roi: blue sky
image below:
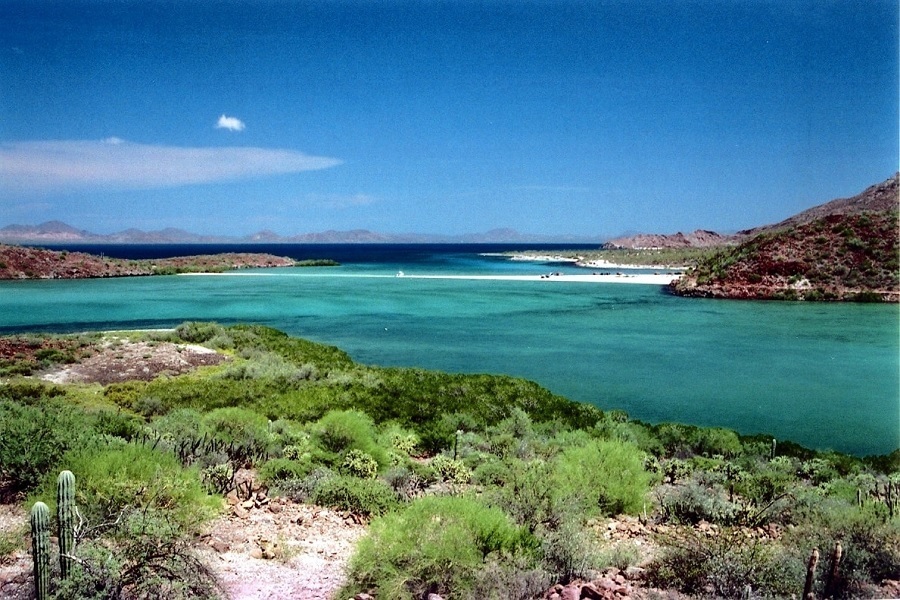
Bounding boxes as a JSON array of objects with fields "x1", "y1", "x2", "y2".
[{"x1": 1, "y1": 0, "x2": 897, "y2": 238}]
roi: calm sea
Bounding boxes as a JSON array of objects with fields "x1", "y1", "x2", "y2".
[{"x1": 1, "y1": 243, "x2": 897, "y2": 456}]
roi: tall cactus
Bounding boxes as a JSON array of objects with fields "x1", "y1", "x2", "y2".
[
  {"x1": 30, "y1": 502, "x2": 51, "y2": 600},
  {"x1": 57, "y1": 470, "x2": 76, "y2": 579}
]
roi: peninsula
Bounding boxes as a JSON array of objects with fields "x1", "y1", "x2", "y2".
[{"x1": 0, "y1": 245, "x2": 297, "y2": 280}]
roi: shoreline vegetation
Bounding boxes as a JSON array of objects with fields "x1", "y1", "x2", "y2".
[{"x1": 1, "y1": 323, "x2": 898, "y2": 599}]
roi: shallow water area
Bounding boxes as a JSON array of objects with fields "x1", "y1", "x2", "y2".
[{"x1": 1, "y1": 243, "x2": 897, "y2": 456}]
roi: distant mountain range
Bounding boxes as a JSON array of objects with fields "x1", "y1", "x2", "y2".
[
  {"x1": 0, "y1": 223, "x2": 603, "y2": 245},
  {"x1": 3, "y1": 174, "x2": 897, "y2": 249}
]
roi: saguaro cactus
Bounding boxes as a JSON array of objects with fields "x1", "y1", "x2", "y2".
[
  {"x1": 803, "y1": 547, "x2": 819, "y2": 600},
  {"x1": 57, "y1": 470, "x2": 76, "y2": 579},
  {"x1": 30, "y1": 502, "x2": 51, "y2": 600}
]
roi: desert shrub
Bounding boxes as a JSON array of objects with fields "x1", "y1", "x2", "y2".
[
  {"x1": 175, "y1": 321, "x2": 224, "y2": 344},
  {"x1": 783, "y1": 502, "x2": 900, "y2": 596},
  {"x1": 268, "y1": 418, "x2": 309, "y2": 448},
  {"x1": 52, "y1": 507, "x2": 222, "y2": 600},
  {"x1": 647, "y1": 528, "x2": 803, "y2": 598},
  {"x1": 382, "y1": 465, "x2": 427, "y2": 500},
  {"x1": 694, "y1": 427, "x2": 743, "y2": 458},
  {"x1": 552, "y1": 439, "x2": 651, "y2": 517},
  {"x1": 32, "y1": 441, "x2": 219, "y2": 534},
  {"x1": 341, "y1": 449, "x2": 379, "y2": 479},
  {"x1": 202, "y1": 406, "x2": 271, "y2": 448},
  {"x1": 273, "y1": 466, "x2": 336, "y2": 502},
  {"x1": 151, "y1": 408, "x2": 209, "y2": 441},
  {"x1": 735, "y1": 457, "x2": 798, "y2": 505},
  {"x1": 480, "y1": 458, "x2": 560, "y2": 533},
  {"x1": 540, "y1": 515, "x2": 603, "y2": 583},
  {"x1": 93, "y1": 409, "x2": 144, "y2": 441},
  {"x1": 314, "y1": 409, "x2": 388, "y2": 467},
  {"x1": 0, "y1": 399, "x2": 90, "y2": 495},
  {"x1": 378, "y1": 422, "x2": 420, "y2": 456},
  {"x1": 258, "y1": 457, "x2": 314, "y2": 485},
  {"x1": 430, "y1": 454, "x2": 472, "y2": 485},
  {"x1": 342, "y1": 496, "x2": 539, "y2": 600},
  {"x1": 311, "y1": 475, "x2": 398, "y2": 517},
  {"x1": 656, "y1": 481, "x2": 733, "y2": 525}
]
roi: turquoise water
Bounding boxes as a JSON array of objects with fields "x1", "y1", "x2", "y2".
[{"x1": 0, "y1": 253, "x2": 897, "y2": 456}]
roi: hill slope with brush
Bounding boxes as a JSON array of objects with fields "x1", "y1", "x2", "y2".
[{"x1": 672, "y1": 175, "x2": 899, "y2": 301}]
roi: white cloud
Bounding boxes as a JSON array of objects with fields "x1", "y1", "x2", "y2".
[
  {"x1": 216, "y1": 114, "x2": 245, "y2": 131},
  {"x1": 0, "y1": 138, "x2": 342, "y2": 194}
]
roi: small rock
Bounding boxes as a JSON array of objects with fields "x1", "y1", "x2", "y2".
[
  {"x1": 354, "y1": 594, "x2": 375, "y2": 600},
  {"x1": 240, "y1": 500, "x2": 255, "y2": 510},
  {"x1": 623, "y1": 566, "x2": 645, "y2": 581},
  {"x1": 426, "y1": 594, "x2": 445, "y2": 600},
  {"x1": 579, "y1": 583, "x2": 605, "y2": 599},
  {"x1": 233, "y1": 505, "x2": 249, "y2": 519},
  {"x1": 268, "y1": 502, "x2": 283, "y2": 514},
  {"x1": 248, "y1": 548, "x2": 263, "y2": 559},
  {"x1": 209, "y1": 539, "x2": 230, "y2": 553}
]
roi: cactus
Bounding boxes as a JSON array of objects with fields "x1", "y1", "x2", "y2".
[
  {"x1": 770, "y1": 438, "x2": 777, "y2": 460},
  {"x1": 803, "y1": 547, "x2": 819, "y2": 600},
  {"x1": 824, "y1": 541, "x2": 842, "y2": 599},
  {"x1": 57, "y1": 470, "x2": 76, "y2": 579},
  {"x1": 30, "y1": 502, "x2": 51, "y2": 600}
]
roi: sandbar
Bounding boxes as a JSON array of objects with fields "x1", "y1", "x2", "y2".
[
  {"x1": 395, "y1": 273, "x2": 679, "y2": 285},
  {"x1": 182, "y1": 272, "x2": 680, "y2": 285}
]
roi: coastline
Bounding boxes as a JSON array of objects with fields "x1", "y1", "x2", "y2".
[{"x1": 500, "y1": 253, "x2": 688, "y2": 271}]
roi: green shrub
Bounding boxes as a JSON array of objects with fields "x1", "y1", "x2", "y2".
[
  {"x1": 342, "y1": 496, "x2": 539, "y2": 599},
  {"x1": 0, "y1": 399, "x2": 89, "y2": 494},
  {"x1": 430, "y1": 454, "x2": 472, "y2": 485},
  {"x1": 552, "y1": 439, "x2": 651, "y2": 517},
  {"x1": 202, "y1": 407, "x2": 271, "y2": 447},
  {"x1": 311, "y1": 475, "x2": 398, "y2": 517},
  {"x1": 151, "y1": 408, "x2": 209, "y2": 441},
  {"x1": 258, "y1": 457, "x2": 314, "y2": 484},
  {"x1": 93, "y1": 409, "x2": 144, "y2": 441},
  {"x1": 314, "y1": 409, "x2": 388, "y2": 467},
  {"x1": 32, "y1": 441, "x2": 220, "y2": 534},
  {"x1": 341, "y1": 449, "x2": 379, "y2": 479},
  {"x1": 175, "y1": 321, "x2": 225, "y2": 344},
  {"x1": 480, "y1": 458, "x2": 559, "y2": 533}
]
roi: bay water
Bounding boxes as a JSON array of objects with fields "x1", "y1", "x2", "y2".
[{"x1": 1, "y1": 244, "x2": 896, "y2": 456}]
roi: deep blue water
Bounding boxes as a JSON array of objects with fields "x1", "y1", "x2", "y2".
[{"x1": 2, "y1": 244, "x2": 898, "y2": 456}]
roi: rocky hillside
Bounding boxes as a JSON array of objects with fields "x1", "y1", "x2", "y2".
[
  {"x1": 0, "y1": 245, "x2": 295, "y2": 279},
  {"x1": 671, "y1": 193, "x2": 899, "y2": 301},
  {"x1": 605, "y1": 229, "x2": 734, "y2": 250},
  {"x1": 740, "y1": 173, "x2": 899, "y2": 237}
]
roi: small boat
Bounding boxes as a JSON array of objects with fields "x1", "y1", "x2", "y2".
[{"x1": 396, "y1": 271, "x2": 404, "y2": 277}]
